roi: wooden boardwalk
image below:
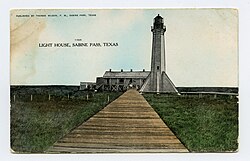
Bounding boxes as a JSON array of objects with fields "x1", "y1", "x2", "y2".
[{"x1": 47, "y1": 89, "x2": 188, "y2": 153}]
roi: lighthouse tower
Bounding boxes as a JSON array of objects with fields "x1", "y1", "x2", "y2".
[{"x1": 140, "y1": 14, "x2": 178, "y2": 93}]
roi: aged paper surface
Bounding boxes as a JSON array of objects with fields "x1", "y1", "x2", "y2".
[{"x1": 10, "y1": 9, "x2": 238, "y2": 154}]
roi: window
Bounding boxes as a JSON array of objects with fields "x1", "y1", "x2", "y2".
[
  {"x1": 157, "y1": 66, "x2": 160, "y2": 70},
  {"x1": 119, "y1": 78, "x2": 124, "y2": 83}
]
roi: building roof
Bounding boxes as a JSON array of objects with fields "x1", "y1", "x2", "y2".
[
  {"x1": 80, "y1": 82, "x2": 95, "y2": 85},
  {"x1": 103, "y1": 71, "x2": 150, "y2": 79}
]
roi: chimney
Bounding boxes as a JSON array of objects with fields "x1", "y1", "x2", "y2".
[
  {"x1": 121, "y1": 69, "x2": 123, "y2": 72},
  {"x1": 143, "y1": 69, "x2": 145, "y2": 72},
  {"x1": 109, "y1": 69, "x2": 112, "y2": 72},
  {"x1": 130, "y1": 69, "x2": 133, "y2": 72}
]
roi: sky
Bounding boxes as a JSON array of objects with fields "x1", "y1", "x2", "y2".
[{"x1": 10, "y1": 9, "x2": 238, "y2": 87}]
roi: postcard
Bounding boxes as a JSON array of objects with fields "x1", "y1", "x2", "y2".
[{"x1": 10, "y1": 9, "x2": 238, "y2": 153}]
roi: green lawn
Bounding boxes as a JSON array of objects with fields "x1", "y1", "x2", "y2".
[
  {"x1": 10, "y1": 92, "x2": 121, "y2": 153},
  {"x1": 143, "y1": 94, "x2": 238, "y2": 152}
]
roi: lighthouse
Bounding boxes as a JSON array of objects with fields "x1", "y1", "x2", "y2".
[{"x1": 140, "y1": 14, "x2": 178, "y2": 93}]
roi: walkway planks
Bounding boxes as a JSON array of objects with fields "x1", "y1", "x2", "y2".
[{"x1": 47, "y1": 89, "x2": 188, "y2": 153}]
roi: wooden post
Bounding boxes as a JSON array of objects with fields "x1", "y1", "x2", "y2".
[
  {"x1": 13, "y1": 95, "x2": 16, "y2": 102},
  {"x1": 31, "y1": 94, "x2": 33, "y2": 101},
  {"x1": 214, "y1": 94, "x2": 217, "y2": 99},
  {"x1": 107, "y1": 95, "x2": 110, "y2": 102},
  {"x1": 68, "y1": 94, "x2": 70, "y2": 100},
  {"x1": 116, "y1": 78, "x2": 119, "y2": 91},
  {"x1": 49, "y1": 94, "x2": 51, "y2": 101},
  {"x1": 230, "y1": 95, "x2": 233, "y2": 99},
  {"x1": 109, "y1": 79, "x2": 111, "y2": 91},
  {"x1": 199, "y1": 93, "x2": 202, "y2": 98},
  {"x1": 87, "y1": 94, "x2": 89, "y2": 101}
]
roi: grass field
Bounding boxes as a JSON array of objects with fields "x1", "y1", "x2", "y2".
[
  {"x1": 10, "y1": 91, "x2": 121, "y2": 153},
  {"x1": 144, "y1": 94, "x2": 238, "y2": 152}
]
